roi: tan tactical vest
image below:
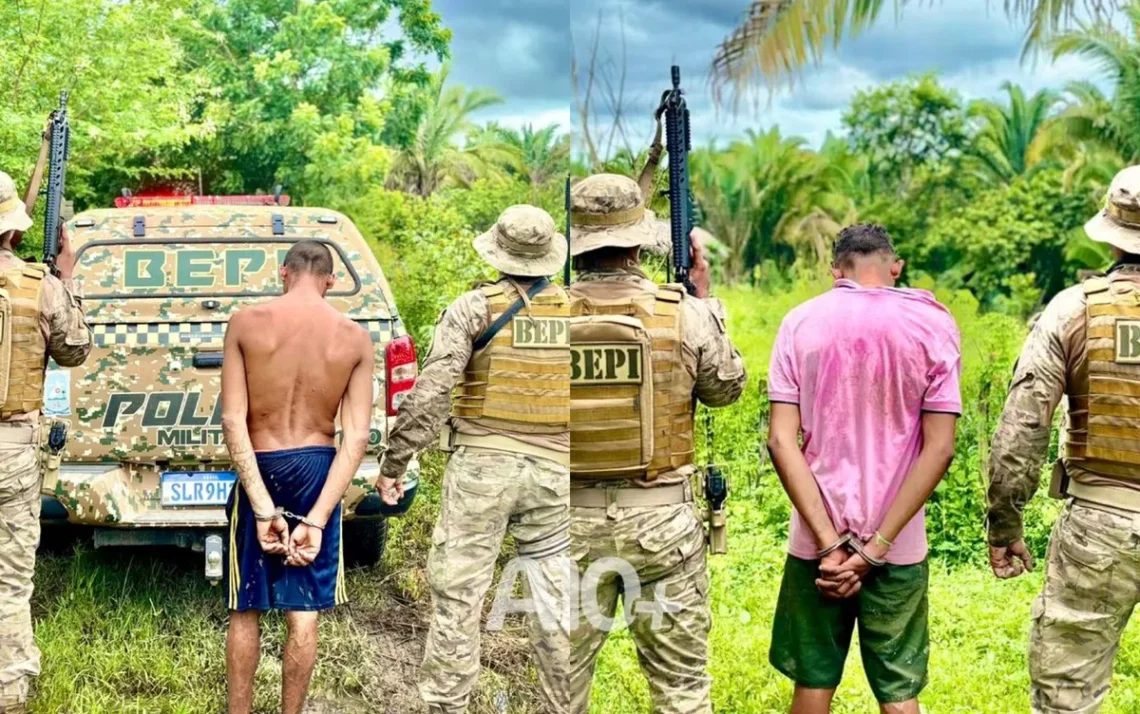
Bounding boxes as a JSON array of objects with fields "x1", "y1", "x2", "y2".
[
  {"x1": 1068, "y1": 275, "x2": 1140, "y2": 479},
  {"x1": 451, "y1": 281, "x2": 571, "y2": 432},
  {"x1": 569, "y1": 281, "x2": 693, "y2": 480},
  {"x1": 0, "y1": 263, "x2": 48, "y2": 418}
]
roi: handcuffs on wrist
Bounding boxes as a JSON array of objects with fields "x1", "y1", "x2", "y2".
[
  {"x1": 252, "y1": 507, "x2": 325, "y2": 531},
  {"x1": 816, "y1": 533, "x2": 851, "y2": 558},
  {"x1": 817, "y1": 531, "x2": 890, "y2": 568}
]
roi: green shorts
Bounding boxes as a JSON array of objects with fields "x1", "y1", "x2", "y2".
[{"x1": 769, "y1": 554, "x2": 930, "y2": 703}]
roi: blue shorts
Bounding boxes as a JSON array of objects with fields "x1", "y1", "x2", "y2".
[{"x1": 225, "y1": 446, "x2": 346, "y2": 612}]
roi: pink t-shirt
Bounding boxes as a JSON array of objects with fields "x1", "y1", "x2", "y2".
[{"x1": 768, "y1": 279, "x2": 962, "y2": 565}]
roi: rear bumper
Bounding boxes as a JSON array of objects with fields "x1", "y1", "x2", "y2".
[{"x1": 42, "y1": 456, "x2": 420, "y2": 527}]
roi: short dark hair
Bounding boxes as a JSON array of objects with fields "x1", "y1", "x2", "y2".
[
  {"x1": 283, "y1": 240, "x2": 334, "y2": 277},
  {"x1": 833, "y1": 223, "x2": 895, "y2": 268}
]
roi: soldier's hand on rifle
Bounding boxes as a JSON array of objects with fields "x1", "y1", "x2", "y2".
[
  {"x1": 55, "y1": 226, "x2": 76, "y2": 279},
  {"x1": 689, "y1": 228, "x2": 712, "y2": 298},
  {"x1": 989, "y1": 539, "x2": 1034, "y2": 579}
]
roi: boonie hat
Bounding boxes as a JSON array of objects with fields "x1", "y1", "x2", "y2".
[
  {"x1": 0, "y1": 172, "x2": 32, "y2": 236},
  {"x1": 1085, "y1": 165, "x2": 1140, "y2": 255},
  {"x1": 473, "y1": 204, "x2": 567, "y2": 278},
  {"x1": 569, "y1": 174, "x2": 668, "y2": 257}
]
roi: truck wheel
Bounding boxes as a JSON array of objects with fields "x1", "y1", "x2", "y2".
[{"x1": 343, "y1": 519, "x2": 389, "y2": 569}]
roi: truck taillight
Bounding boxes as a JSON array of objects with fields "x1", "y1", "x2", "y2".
[{"x1": 385, "y1": 335, "x2": 418, "y2": 416}]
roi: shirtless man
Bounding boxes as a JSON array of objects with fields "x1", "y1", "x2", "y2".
[{"x1": 220, "y1": 239, "x2": 375, "y2": 714}]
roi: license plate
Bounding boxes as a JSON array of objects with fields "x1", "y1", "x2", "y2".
[{"x1": 161, "y1": 471, "x2": 237, "y2": 507}]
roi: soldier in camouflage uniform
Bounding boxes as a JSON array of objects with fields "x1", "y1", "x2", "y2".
[
  {"x1": 379, "y1": 205, "x2": 570, "y2": 714},
  {"x1": 988, "y1": 165, "x2": 1140, "y2": 713},
  {"x1": 0, "y1": 171, "x2": 91, "y2": 713},
  {"x1": 567, "y1": 174, "x2": 746, "y2": 714}
]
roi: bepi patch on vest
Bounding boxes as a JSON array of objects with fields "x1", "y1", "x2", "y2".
[
  {"x1": 571, "y1": 344, "x2": 643, "y2": 384},
  {"x1": 512, "y1": 317, "x2": 569, "y2": 348},
  {"x1": 1117, "y1": 318, "x2": 1140, "y2": 363}
]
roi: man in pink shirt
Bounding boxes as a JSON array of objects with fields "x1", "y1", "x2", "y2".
[{"x1": 766, "y1": 224, "x2": 961, "y2": 714}]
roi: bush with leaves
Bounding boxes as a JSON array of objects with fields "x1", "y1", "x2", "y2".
[{"x1": 921, "y1": 168, "x2": 1095, "y2": 313}]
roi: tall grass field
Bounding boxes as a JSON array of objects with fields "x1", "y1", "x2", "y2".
[
  {"x1": 28, "y1": 277, "x2": 1140, "y2": 713},
  {"x1": 588, "y1": 279, "x2": 1140, "y2": 713}
]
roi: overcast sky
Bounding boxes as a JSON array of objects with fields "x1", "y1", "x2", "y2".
[{"x1": 429, "y1": 0, "x2": 1109, "y2": 154}]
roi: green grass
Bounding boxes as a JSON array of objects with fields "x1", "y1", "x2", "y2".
[
  {"x1": 29, "y1": 451, "x2": 543, "y2": 714},
  {"x1": 589, "y1": 496, "x2": 1140, "y2": 713},
  {"x1": 587, "y1": 283, "x2": 1140, "y2": 712},
  {"x1": 29, "y1": 280, "x2": 1140, "y2": 713}
]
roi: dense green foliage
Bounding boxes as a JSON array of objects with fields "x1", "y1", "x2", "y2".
[
  {"x1": 11, "y1": 2, "x2": 1140, "y2": 712},
  {"x1": 692, "y1": 6, "x2": 1140, "y2": 315}
]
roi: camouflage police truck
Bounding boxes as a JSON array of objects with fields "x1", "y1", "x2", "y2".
[{"x1": 39, "y1": 194, "x2": 419, "y2": 581}]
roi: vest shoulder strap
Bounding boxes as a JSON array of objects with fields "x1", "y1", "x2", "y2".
[
  {"x1": 473, "y1": 278, "x2": 551, "y2": 351},
  {"x1": 21, "y1": 264, "x2": 48, "y2": 280},
  {"x1": 1083, "y1": 276, "x2": 1111, "y2": 295},
  {"x1": 656, "y1": 284, "x2": 685, "y2": 302}
]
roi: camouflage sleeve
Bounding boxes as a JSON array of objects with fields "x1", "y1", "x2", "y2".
[
  {"x1": 986, "y1": 292, "x2": 1074, "y2": 546},
  {"x1": 379, "y1": 291, "x2": 488, "y2": 479},
  {"x1": 684, "y1": 296, "x2": 747, "y2": 408},
  {"x1": 42, "y1": 276, "x2": 92, "y2": 368}
]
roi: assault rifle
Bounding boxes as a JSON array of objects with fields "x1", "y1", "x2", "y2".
[
  {"x1": 41, "y1": 92, "x2": 71, "y2": 277},
  {"x1": 656, "y1": 66, "x2": 727, "y2": 554},
  {"x1": 659, "y1": 65, "x2": 696, "y2": 295}
]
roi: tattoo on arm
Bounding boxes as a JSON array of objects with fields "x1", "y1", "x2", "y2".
[{"x1": 222, "y1": 420, "x2": 274, "y2": 513}]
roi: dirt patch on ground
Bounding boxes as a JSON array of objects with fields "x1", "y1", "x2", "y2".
[{"x1": 343, "y1": 593, "x2": 542, "y2": 714}]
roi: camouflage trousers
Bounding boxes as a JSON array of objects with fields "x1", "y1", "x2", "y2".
[
  {"x1": 0, "y1": 443, "x2": 42, "y2": 712},
  {"x1": 1029, "y1": 499, "x2": 1140, "y2": 714},
  {"x1": 569, "y1": 497, "x2": 710, "y2": 714},
  {"x1": 421, "y1": 446, "x2": 571, "y2": 714}
]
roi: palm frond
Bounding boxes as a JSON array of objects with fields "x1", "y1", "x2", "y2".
[
  {"x1": 710, "y1": 0, "x2": 1109, "y2": 108},
  {"x1": 710, "y1": 0, "x2": 895, "y2": 110}
]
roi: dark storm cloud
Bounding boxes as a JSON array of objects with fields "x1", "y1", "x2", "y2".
[
  {"x1": 569, "y1": 0, "x2": 1103, "y2": 148},
  {"x1": 425, "y1": 0, "x2": 1102, "y2": 146},
  {"x1": 430, "y1": 0, "x2": 570, "y2": 126}
]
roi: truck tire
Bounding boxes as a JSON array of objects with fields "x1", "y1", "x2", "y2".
[{"x1": 343, "y1": 518, "x2": 389, "y2": 569}]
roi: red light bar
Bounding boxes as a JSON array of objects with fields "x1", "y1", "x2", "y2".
[
  {"x1": 114, "y1": 196, "x2": 191, "y2": 208},
  {"x1": 192, "y1": 195, "x2": 291, "y2": 206},
  {"x1": 113, "y1": 195, "x2": 291, "y2": 208}
]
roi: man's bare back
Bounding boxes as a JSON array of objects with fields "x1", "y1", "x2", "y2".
[
  {"x1": 221, "y1": 241, "x2": 377, "y2": 714},
  {"x1": 229, "y1": 293, "x2": 368, "y2": 451}
]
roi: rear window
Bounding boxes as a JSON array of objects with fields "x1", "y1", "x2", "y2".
[{"x1": 75, "y1": 238, "x2": 361, "y2": 299}]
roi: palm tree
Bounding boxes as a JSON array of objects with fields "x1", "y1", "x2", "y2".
[
  {"x1": 710, "y1": 1, "x2": 1120, "y2": 105},
  {"x1": 483, "y1": 123, "x2": 570, "y2": 187},
  {"x1": 968, "y1": 82, "x2": 1062, "y2": 185},
  {"x1": 1050, "y1": 5, "x2": 1140, "y2": 164},
  {"x1": 387, "y1": 64, "x2": 519, "y2": 197},
  {"x1": 691, "y1": 128, "x2": 855, "y2": 280}
]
